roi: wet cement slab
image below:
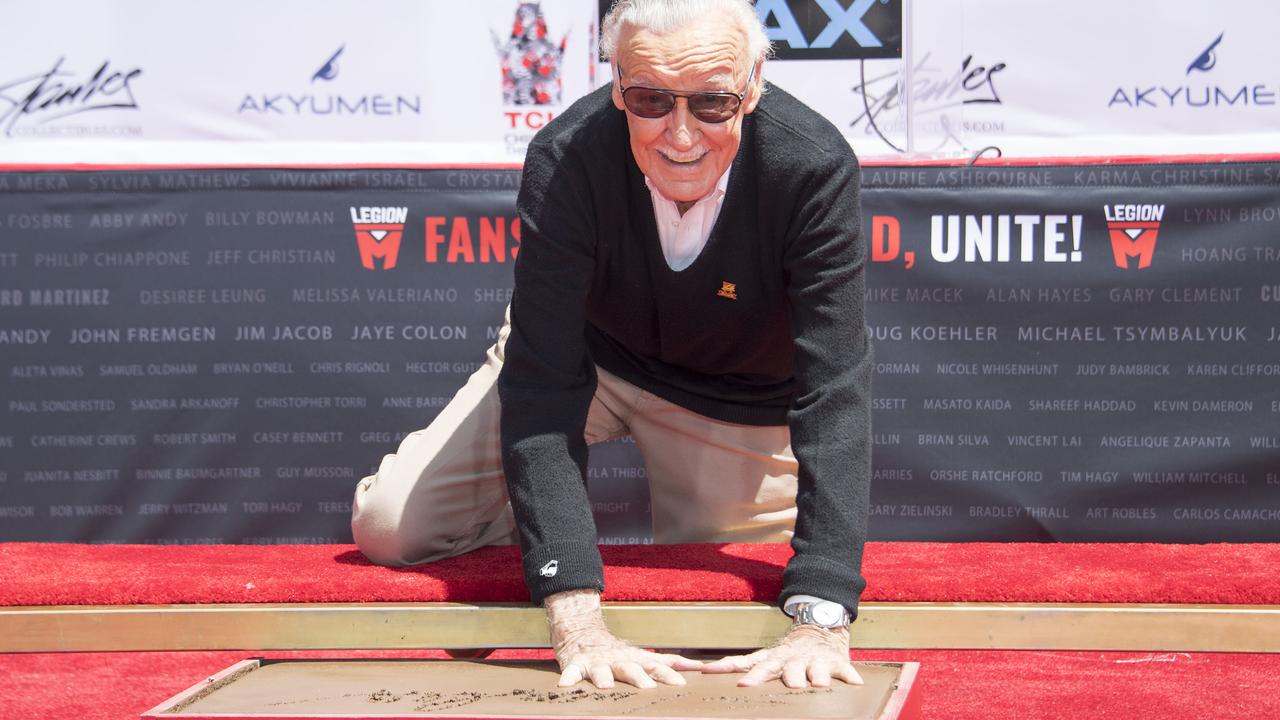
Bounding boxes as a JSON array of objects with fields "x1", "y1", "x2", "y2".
[{"x1": 152, "y1": 659, "x2": 918, "y2": 719}]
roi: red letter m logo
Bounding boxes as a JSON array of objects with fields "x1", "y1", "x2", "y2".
[
  {"x1": 1107, "y1": 223, "x2": 1160, "y2": 270},
  {"x1": 354, "y1": 224, "x2": 404, "y2": 270}
]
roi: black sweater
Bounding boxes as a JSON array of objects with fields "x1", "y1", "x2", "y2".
[{"x1": 498, "y1": 83, "x2": 872, "y2": 617}]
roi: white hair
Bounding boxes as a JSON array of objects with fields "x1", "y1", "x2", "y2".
[{"x1": 600, "y1": 0, "x2": 773, "y2": 73}]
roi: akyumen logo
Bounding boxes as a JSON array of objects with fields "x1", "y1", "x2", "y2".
[
  {"x1": 1187, "y1": 33, "x2": 1223, "y2": 75},
  {"x1": 1104, "y1": 204, "x2": 1165, "y2": 270},
  {"x1": 240, "y1": 47, "x2": 420, "y2": 116},
  {"x1": 313, "y1": 46, "x2": 343, "y2": 83},
  {"x1": 1108, "y1": 32, "x2": 1278, "y2": 110},
  {"x1": 351, "y1": 206, "x2": 408, "y2": 270}
]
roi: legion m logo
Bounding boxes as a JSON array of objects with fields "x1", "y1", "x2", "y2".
[
  {"x1": 351, "y1": 206, "x2": 408, "y2": 270},
  {"x1": 1104, "y1": 204, "x2": 1165, "y2": 270}
]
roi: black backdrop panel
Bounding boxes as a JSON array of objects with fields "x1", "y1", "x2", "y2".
[
  {"x1": 0, "y1": 162, "x2": 1276, "y2": 544},
  {"x1": 861, "y1": 162, "x2": 1280, "y2": 541}
]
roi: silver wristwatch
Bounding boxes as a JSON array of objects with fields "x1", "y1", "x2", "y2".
[{"x1": 790, "y1": 600, "x2": 851, "y2": 629}]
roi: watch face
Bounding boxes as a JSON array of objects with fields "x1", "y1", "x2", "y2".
[{"x1": 811, "y1": 602, "x2": 844, "y2": 626}]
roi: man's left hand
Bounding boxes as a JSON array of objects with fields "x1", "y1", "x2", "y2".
[{"x1": 700, "y1": 625, "x2": 863, "y2": 688}]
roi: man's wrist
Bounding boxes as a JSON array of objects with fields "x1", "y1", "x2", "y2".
[
  {"x1": 544, "y1": 588, "x2": 607, "y2": 645},
  {"x1": 785, "y1": 622, "x2": 851, "y2": 647}
]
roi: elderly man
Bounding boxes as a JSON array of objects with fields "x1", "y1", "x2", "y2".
[{"x1": 352, "y1": 0, "x2": 871, "y2": 691}]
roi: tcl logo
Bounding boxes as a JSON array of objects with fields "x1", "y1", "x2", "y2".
[{"x1": 504, "y1": 111, "x2": 557, "y2": 129}]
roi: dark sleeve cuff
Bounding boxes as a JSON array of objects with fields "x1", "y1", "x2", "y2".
[
  {"x1": 521, "y1": 540, "x2": 605, "y2": 605},
  {"x1": 781, "y1": 553, "x2": 867, "y2": 621}
]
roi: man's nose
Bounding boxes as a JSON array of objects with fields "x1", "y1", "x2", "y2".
[{"x1": 664, "y1": 98, "x2": 697, "y2": 149}]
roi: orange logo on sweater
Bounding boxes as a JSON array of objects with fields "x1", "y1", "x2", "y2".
[{"x1": 717, "y1": 281, "x2": 738, "y2": 300}]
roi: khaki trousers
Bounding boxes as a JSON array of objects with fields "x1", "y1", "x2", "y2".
[{"x1": 351, "y1": 311, "x2": 799, "y2": 567}]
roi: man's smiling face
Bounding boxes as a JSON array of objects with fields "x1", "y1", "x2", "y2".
[{"x1": 611, "y1": 16, "x2": 760, "y2": 207}]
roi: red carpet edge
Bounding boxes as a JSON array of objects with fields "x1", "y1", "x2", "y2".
[{"x1": 2, "y1": 541, "x2": 1278, "y2": 606}]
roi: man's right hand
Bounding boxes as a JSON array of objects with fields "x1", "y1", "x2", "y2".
[{"x1": 545, "y1": 588, "x2": 703, "y2": 689}]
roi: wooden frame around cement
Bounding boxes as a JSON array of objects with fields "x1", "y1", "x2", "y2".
[{"x1": 4, "y1": 601, "x2": 1279, "y2": 654}]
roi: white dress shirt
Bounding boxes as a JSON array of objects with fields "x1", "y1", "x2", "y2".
[{"x1": 645, "y1": 168, "x2": 731, "y2": 271}]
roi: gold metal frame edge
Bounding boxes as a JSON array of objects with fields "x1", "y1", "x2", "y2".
[{"x1": 3, "y1": 601, "x2": 1277, "y2": 653}]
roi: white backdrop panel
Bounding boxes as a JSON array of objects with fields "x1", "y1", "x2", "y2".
[{"x1": 1, "y1": 0, "x2": 1278, "y2": 163}]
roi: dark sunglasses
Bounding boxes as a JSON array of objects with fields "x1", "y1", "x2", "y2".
[{"x1": 616, "y1": 63, "x2": 756, "y2": 124}]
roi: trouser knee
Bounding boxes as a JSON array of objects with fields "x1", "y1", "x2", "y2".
[{"x1": 350, "y1": 473, "x2": 421, "y2": 566}]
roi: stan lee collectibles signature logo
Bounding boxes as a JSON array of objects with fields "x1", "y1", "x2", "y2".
[
  {"x1": 0, "y1": 58, "x2": 143, "y2": 137},
  {"x1": 851, "y1": 53, "x2": 1005, "y2": 152}
]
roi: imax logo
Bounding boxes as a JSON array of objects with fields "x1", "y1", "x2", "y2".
[{"x1": 756, "y1": 0, "x2": 901, "y2": 60}]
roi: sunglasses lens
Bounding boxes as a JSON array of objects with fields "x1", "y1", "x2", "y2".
[
  {"x1": 622, "y1": 87, "x2": 741, "y2": 123},
  {"x1": 688, "y1": 94, "x2": 738, "y2": 123},
  {"x1": 623, "y1": 88, "x2": 675, "y2": 118}
]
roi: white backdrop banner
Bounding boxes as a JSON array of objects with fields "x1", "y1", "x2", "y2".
[
  {"x1": 1, "y1": 0, "x2": 1279, "y2": 163},
  {"x1": 0, "y1": 0, "x2": 600, "y2": 163}
]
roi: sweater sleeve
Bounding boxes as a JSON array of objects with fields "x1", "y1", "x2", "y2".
[
  {"x1": 779, "y1": 151, "x2": 873, "y2": 619},
  {"x1": 498, "y1": 141, "x2": 604, "y2": 605}
]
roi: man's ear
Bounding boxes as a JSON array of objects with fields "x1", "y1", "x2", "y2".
[{"x1": 742, "y1": 60, "x2": 764, "y2": 115}]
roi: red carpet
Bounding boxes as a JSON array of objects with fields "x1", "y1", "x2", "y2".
[
  {"x1": 4, "y1": 542, "x2": 1280, "y2": 606},
  {"x1": 3, "y1": 648, "x2": 1278, "y2": 720},
  {"x1": 4, "y1": 542, "x2": 1278, "y2": 718}
]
